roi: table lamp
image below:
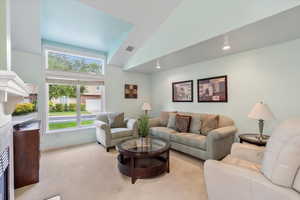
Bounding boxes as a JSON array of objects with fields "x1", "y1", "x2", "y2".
[
  {"x1": 142, "y1": 103, "x2": 151, "y2": 115},
  {"x1": 248, "y1": 101, "x2": 275, "y2": 140}
]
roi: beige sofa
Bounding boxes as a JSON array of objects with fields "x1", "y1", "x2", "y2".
[
  {"x1": 204, "y1": 119, "x2": 300, "y2": 200},
  {"x1": 149, "y1": 112, "x2": 237, "y2": 160}
]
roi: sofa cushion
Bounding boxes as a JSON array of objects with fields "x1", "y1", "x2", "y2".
[
  {"x1": 111, "y1": 128, "x2": 132, "y2": 139},
  {"x1": 175, "y1": 114, "x2": 192, "y2": 132},
  {"x1": 201, "y1": 115, "x2": 219, "y2": 136},
  {"x1": 167, "y1": 113, "x2": 177, "y2": 130},
  {"x1": 150, "y1": 127, "x2": 177, "y2": 140},
  {"x1": 170, "y1": 132, "x2": 206, "y2": 150},
  {"x1": 160, "y1": 111, "x2": 177, "y2": 126},
  {"x1": 108, "y1": 112, "x2": 125, "y2": 128},
  {"x1": 261, "y1": 118, "x2": 300, "y2": 188}
]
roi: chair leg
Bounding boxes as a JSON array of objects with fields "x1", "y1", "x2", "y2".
[{"x1": 97, "y1": 141, "x2": 109, "y2": 152}]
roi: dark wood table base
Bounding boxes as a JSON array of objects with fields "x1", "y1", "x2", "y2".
[{"x1": 117, "y1": 150, "x2": 170, "y2": 184}]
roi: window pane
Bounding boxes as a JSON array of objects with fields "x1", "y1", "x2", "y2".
[
  {"x1": 48, "y1": 51, "x2": 103, "y2": 75},
  {"x1": 80, "y1": 85, "x2": 103, "y2": 126},
  {"x1": 48, "y1": 84, "x2": 78, "y2": 130}
]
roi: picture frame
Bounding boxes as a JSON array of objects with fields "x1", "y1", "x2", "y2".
[
  {"x1": 197, "y1": 75, "x2": 228, "y2": 103},
  {"x1": 172, "y1": 80, "x2": 193, "y2": 102},
  {"x1": 124, "y1": 84, "x2": 138, "y2": 99}
]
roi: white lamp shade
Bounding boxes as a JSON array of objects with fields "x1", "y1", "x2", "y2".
[
  {"x1": 248, "y1": 102, "x2": 275, "y2": 120},
  {"x1": 142, "y1": 103, "x2": 152, "y2": 111}
]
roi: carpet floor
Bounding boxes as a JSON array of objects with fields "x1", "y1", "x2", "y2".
[{"x1": 15, "y1": 143, "x2": 208, "y2": 200}]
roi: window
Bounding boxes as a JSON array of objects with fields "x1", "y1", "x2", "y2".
[
  {"x1": 47, "y1": 50, "x2": 104, "y2": 75},
  {"x1": 45, "y1": 47, "x2": 105, "y2": 132}
]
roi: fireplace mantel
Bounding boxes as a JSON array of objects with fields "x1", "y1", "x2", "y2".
[{"x1": 0, "y1": 70, "x2": 29, "y2": 115}]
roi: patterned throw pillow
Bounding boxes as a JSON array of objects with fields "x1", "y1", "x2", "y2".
[
  {"x1": 108, "y1": 112, "x2": 125, "y2": 128},
  {"x1": 175, "y1": 114, "x2": 192, "y2": 133},
  {"x1": 201, "y1": 115, "x2": 219, "y2": 135}
]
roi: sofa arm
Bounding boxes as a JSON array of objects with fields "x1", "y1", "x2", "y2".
[
  {"x1": 206, "y1": 126, "x2": 237, "y2": 160},
  {"x1": 208, "y1": 126, "x2": 237, "y2": 140},
  {"x1": 126, "y1": 119, "x2": 138, "y2": 137},
  {"x1": 204, "y1": 160, "x2": 300, "y2": 200},
  {"x1": 94, "y1": 120, "x2": 111, "y2": 146},
  {"x1": 94, "y1": 120, "x2": 109, "y2": 129},
  {"x1": 231, "y1": 143, "x2": 265, "y2": 164},
  {"x1": 149, "y1": 117, "x2": 161, "y2": 127}
]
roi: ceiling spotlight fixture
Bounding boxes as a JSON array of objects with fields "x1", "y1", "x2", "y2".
[
  {"x1": 222, "y1": 35, "x2": 231, "y2": 51},
  {"x1": 156, "y1": 60, "x2": 161, "y2": 69}
]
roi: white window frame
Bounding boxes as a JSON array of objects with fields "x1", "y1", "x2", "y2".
[{"x1": 42, "y1": 45, "x2": 106, "y2": 134}]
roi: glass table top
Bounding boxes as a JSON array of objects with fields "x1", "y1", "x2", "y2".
[{"x1": 117, "y1": 138, "x2": 169, "y2": 153}]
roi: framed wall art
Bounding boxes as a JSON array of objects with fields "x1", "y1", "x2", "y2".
[
  {"x1": 197, "y1": 75, "x2": 228, "y2": 102},
  {"x1": 124, "y1": 84, "x2": 138, "y2": 99},
  {"x1": 172, "y1": 80, "x2": 193, "y2": 102}
]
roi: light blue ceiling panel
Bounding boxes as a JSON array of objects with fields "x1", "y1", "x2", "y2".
[{"x1": 41, "y1": 0, "x2": 133, "y2": 53}]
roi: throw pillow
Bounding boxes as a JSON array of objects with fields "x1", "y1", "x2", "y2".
[
  {"x1": 201, "y1": 115, "x2": 219, "y2": 135},
  {"x1": 175, "y1": 114, "x2": 192, "y2": 133},
  {"x1": 189, "y1": 114, "x2": 202, "y2": 134},
  {"x1": 167, "y1": 113, "x2": 177, "y2": 130},
  {"x1": 160, "y1": 111, "x2": 177, "y2": 126},
  {"x1": 108, "y1": 112, "x2": 125, "y2": 128}
]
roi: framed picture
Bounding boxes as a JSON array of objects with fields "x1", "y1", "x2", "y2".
[
  {"x1": 197, "y1": 75, "x2": 228, "y2": 102},
  {"x1": 124, "y1": 84, "x2": 138, "y2": 99},
  {"x1": 172, "y1": 80, "x2": 193, "y2": 102}
]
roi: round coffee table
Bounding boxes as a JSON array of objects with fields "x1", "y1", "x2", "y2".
[{"x1": 116, "y1": 138, "x2": 170, "y2": 184}]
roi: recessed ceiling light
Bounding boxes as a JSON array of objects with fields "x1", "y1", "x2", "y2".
[
  {"x1": 222, "y1": 45, "x2": 231, "y2": 51},
  {"x1": 156, "y1": 60, "x2": 161, "y2": 69},
  {"x1": 222, "y1": 35, "x2": 231, "y2": 51}
]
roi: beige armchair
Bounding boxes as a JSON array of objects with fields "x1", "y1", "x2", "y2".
[
  {"x1": 204, "y1": 119, "x2": 300, "y2": 200},
  {"x1": 95, "y1": 112, "x2": 138, "y2": 152}
]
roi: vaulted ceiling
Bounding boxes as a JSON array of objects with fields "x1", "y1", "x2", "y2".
[
  {"x1": 41, "y1": 0, "x2": 133, "y2": 54},
  {"x1": 11, "y1": 0, "x2": 300, "y2": 72}
]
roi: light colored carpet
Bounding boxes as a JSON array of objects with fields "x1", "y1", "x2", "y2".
[{"x1": 15, "y1": 143, "x2": 208, "y2": 200}]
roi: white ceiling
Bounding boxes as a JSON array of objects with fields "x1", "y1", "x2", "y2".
[
  {"x1": 79, "y1": 0, "x2": 183, "y2": 66},
  {"x1": 127, "y1": 6, "x2": 300, "y2": 74}
]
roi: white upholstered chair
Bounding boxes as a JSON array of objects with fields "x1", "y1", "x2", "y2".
[{"x1": 204, "y1": 118, "x2": 300, "y2": 200}]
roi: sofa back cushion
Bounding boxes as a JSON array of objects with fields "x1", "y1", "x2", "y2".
[
  {"x1": 167, "y1": 113, "x2": 177, "y2": 130},
  {"x1": 96, "y1": 113, "x2": 109, "y2": 124},
  {"x1": 160, "y1": 111, "x2": 177, "y2": 126},
  {"x1": 261, "y1": 118, "x2": 300, "y2": 188},
  {"x1": 201, "y1": 115, "x2": 219, "y2": 136},
  {"x1": 108, "y1": 112, "x2": 126, "y2": 128},
  {"x1": 218, "y1": 115, "x2": 235, "y2": 128}
]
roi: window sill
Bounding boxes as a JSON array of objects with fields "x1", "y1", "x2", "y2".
[{"x1": 45, "y1": 125, "x2": 96, "y2": 135}]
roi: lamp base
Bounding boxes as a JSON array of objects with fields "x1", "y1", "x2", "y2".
[{"x1": 256, "y1": 134, "x2": 268, "y2": 141}]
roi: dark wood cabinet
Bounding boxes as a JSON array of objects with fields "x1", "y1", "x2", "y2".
[{"x1": 13, "y1": 120, "x2": 40, "y2": 189}]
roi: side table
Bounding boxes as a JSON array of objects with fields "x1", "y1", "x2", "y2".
[{"x1": 239, "y1": 133, "x2": 270, "y2": 147}]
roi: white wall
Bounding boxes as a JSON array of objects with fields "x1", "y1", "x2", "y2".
[
  {"x1": 126, "y1": 0, "x2": 300, "y2": 69},
  {"x1": 150, "y1": 38, "x2": 300, "y2": 135},
  {"x1": 105, "y1": 64, "x2": 152, "y2": 118}
]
